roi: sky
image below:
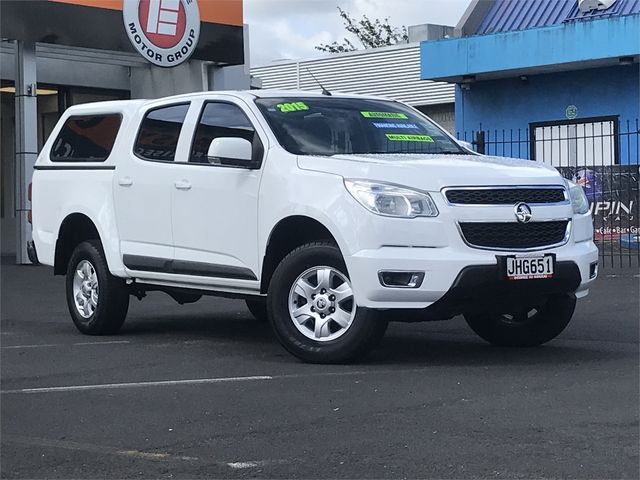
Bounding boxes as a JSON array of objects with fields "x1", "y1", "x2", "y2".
[{"x1": 244, "y1": 0, "x2": 474, "y2": 67}]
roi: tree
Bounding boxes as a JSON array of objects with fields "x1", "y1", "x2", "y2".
[{"x1": 316, "y1": 7, "x2": 408, "y2": 53}]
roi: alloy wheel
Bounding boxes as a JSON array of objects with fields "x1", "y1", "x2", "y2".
[
  {"x1": 72, "y1": 260, "x2": 99, "y2": 319},
  {"x1": 288, "y1": 266, "x2": 356, "y2": 342}
]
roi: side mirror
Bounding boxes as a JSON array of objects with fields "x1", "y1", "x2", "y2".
[
  {"x1": 207, "y1": 137, "x2": 254, "y2": 168},
  {"x1": 458, "y1": 140, "x2": 475, "y2": 152}
]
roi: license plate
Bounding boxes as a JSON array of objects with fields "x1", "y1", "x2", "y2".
[{"x1": 505, "y1": 254, "x2": 554, "y2": 280}]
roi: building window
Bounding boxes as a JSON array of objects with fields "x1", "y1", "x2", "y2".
[
  {"x1": 50, "y1": 114, "x2": 122, "y2": 162},
  {"x1": 134, "y1": 103, "x2": 190, "y2": 162},
  {"x1": 530, "y1": 117, "x2": 619, "y2": 167}
]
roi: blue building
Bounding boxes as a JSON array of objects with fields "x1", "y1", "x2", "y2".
[
  {"x1": 421, "y1": 0, "x2": 639, "y2": 164},
  {"x1": 420, "y1": 0, "x2": 639, "y2": 261}
]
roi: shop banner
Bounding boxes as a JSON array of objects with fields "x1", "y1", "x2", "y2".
[{"x1": 558, "y1": 166, "x2": 639, "y2": 246}]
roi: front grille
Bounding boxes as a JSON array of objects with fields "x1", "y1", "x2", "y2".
[
  {"x1": 446, "y1": 188, "x2": 566, "y2": 205},
  {"x1": 459, "y1": 221, "x2": 569, "y2": 249}
]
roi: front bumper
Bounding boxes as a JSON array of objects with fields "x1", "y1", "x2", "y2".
[{"x1": 345, "y1": 239, "x2": 598, "y2": 310}]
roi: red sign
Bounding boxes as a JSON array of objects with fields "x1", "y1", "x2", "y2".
[{"x1": 138, "y1": 0, "x2": 187, "y2": 49}]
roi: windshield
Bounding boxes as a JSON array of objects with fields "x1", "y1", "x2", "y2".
[{"x1": 255, "y1": 97, "x2": 464, "y2": 156}]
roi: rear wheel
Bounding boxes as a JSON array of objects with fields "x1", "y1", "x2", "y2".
[
  {"x1": 65, "y1": 240, "x2": 129, "y2": 335},
  {"x1": 267, "y1": 241, "x2": 387, "y2": 363},
  {"x1": 464, "y1": 294, "x2": 576, "y2": 347}
]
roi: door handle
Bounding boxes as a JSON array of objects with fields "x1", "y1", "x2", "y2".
[
  {"x1": 174, "y1": 180, "x2": 192, "y2": 191},
  {"x1": 118, "y1": 177, "x2": 133, "y2": 187}
]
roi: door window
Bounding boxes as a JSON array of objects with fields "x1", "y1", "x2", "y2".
[
  {"x1": 190, "y1": 102, "x2": 262, "y2": 165},
  {"x1": 134, "y1": 103, "x2": 189, "y2": 162}
]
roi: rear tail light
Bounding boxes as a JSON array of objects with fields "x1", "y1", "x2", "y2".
[{"x1": 27, "y1": 182, "x2": 32, "y2": 224}]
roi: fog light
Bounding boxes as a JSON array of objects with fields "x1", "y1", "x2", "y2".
[
  {"x1": 378, "y1": 271, "x2": 425, "y2": 288},
  {"x1": 589, "y1": 262, "x2": 598, "y2": 279}
]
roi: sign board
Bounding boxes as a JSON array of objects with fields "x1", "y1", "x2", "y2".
[
  {"x1": 566, "y1": 105, "x2": 578, "y2": 120},
  {"x1": 123, "y1": 0, "x2": 201, "y2": 67},
  {"x1": 0, "y1": 0, "x2": 244, "y2": 66}
]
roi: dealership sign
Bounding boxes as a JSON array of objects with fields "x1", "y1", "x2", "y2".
[{"x1": 124, "y1": 0, "x2": 201, "y2": 67}]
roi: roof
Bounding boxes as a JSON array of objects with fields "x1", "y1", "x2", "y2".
[
  {"x1": 63, "y1": 90, "x2": 397, "y2": 114},
  {"x1": 64, "y1": 99, "x2": 147, "y2": 114},
  {"x1": 161, "y1": 89, "x2": 392, "y2": 102},
  {"x1": 474, "y1": 0, "x2": 640, "y2": 35},
  {"x1": 421, "y1": 12, "x2": 639, "y2": 82},
  {"x1": 247, "y1": 89, "x2": 389, "y2": 100}
]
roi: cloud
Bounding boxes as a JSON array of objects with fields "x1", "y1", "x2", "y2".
[
  {"x1": 249, "y1": 18, "x2": 334, "y2": 63},
  {"x1": 245, "y1": 0, "x2": 473, "y2": 66}
]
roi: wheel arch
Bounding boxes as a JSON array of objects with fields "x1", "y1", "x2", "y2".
[
  {"x1": 54, "y1": 213, "x2": 102, "y2": 275},
  {"x1": 260, "y1": 215, "x2": 342, "y2": 294}
]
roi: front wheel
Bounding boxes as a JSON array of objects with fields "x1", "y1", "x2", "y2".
[
  {"x1": 267, "y1": 241, "x2": 388, "y2": 364},
  {"x1": 464, "y1": 294, "x2": 576, "y2": 347},
  {"x1": 65, "y1": 240, "x2": 130, "y2": 335}
]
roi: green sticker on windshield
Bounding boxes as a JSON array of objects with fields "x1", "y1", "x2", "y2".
[
  {"x1": 277, "y1": 102, "x2": 309, "y2": 113},
  {"x1": 361, "y1": 111, "x2": 408, "y2": 119},
  {"x1": 385, "y1": 134, "x2": 434, "y2": 142}
]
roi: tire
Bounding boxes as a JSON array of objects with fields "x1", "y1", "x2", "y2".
[
  {"x1": 65, "y1": 240, "x2": 130, "y2": 335},
  {"x1": 464, "y1": 294, "x2": 576, "y2": 347},
  {"x1": 245, "y1": 298, "x2": 269, "y2": 322},
  {"x1": 267, "y1": 241, "x2": 388, "y2": 364}
]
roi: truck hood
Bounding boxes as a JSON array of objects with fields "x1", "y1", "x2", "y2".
[{"x1": 297, "y1": 153, "x2": 564, "y2": 191}]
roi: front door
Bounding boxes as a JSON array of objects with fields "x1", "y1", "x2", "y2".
[{"x1": 170, "y1": 100, "x2": 265, "y2": 285}]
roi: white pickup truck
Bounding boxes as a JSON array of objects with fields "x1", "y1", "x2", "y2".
[{"x1": 29, "y1": 90, "x2": 598, "y2": 363}]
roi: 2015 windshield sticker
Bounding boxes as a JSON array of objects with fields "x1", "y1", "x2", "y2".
[
  {"x1": 372, "y1": 122, "x2": 419, "y2": 129},
  {"x1": 361, "y1": 111, "x2": 408, "y2": 119},
  {"x1": 277, "y1": 102, "x2": 309, "y2": 113},
  {"x1": 385, "y1": 134, "x2": 434, "y2": 142}
]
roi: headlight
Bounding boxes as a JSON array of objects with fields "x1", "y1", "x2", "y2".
[
  {"x1": 567, "y1": 180, "x2": 589, "y2": 215},
  {"x1": 344, "y1": 180, "x2": 438, "y2": 218}
]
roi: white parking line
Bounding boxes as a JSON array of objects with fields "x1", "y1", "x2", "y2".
[
  {"x1": 2, "y1": 375, "x2": 274, "y2": 394},
  {"x1": 1, "y1": 340, "x2": 131, "y2": 350},
  {"x1": 227, "y1": 459, "x2": 291, "y2": 469},
  {"x1": 227, "y1": 461, "x2": 266, "y2": 469},
  {"x1": 1, "y1": 370, "x2": 376, "y2": 395}
]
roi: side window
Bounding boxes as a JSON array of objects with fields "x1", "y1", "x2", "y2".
[
  {"x1": 190, "y1": 102, "x2": 262, "y2": 165},
  {"x1": 134, "y1": 103, "x2": 189, "y2": 162},
  {"x1": 50, "y1": 114, "x2": 121, "y2": 162}
]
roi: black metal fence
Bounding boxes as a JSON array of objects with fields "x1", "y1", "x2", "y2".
[{"x1": 457, "y1": 119, "x2": 640, "y2": 269}]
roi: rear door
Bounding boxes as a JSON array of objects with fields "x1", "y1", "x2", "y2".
[{"x1": 113, "y1": 102, "x2": 190, "y2": 271}]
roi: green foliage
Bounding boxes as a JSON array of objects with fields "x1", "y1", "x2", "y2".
[{"x1": 316, "y1": 7, "x2": 409, "y2": 53}]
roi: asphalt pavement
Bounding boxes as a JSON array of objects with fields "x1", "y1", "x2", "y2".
[{"x1": 1, "y1": 259, "x2": 638, "y2": 479}]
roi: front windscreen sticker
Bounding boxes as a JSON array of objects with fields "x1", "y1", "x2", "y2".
[
  {"x1": 385, "y1": 134, "x2": 434, "y2": 142},
  {"x1": 361, "y1": 111, "x2": 408, "y2": 119},
  {"x1": 372, "y1": 122, "x2": 419, "y2": 129},
  {"x1": 277, "y1": 102, "x2": 309, "y2": 113}
]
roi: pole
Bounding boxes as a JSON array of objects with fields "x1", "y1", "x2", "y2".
[{"x1": 14, "y1": 40, "x2": 38, "y2": 264}]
